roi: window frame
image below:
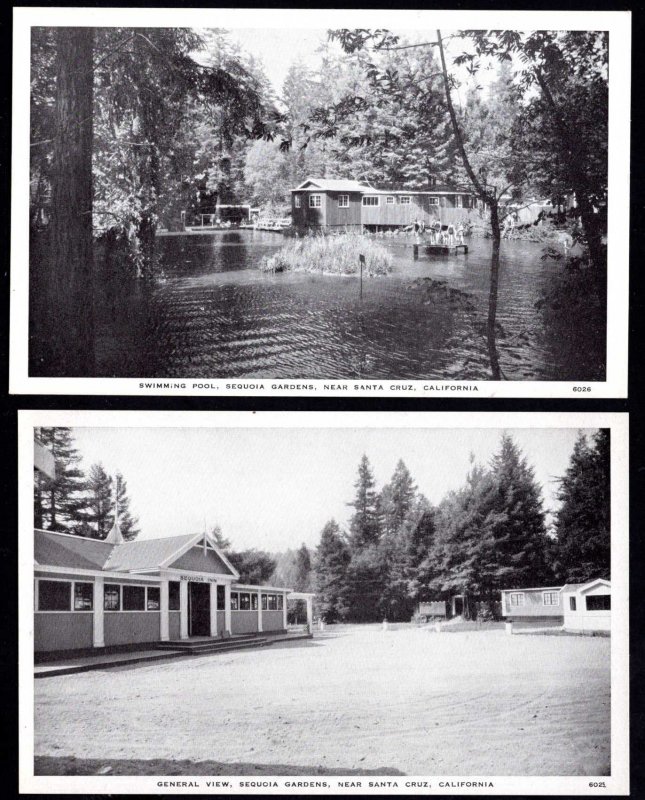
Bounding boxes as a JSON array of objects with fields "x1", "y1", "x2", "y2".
[
  {"x1": 146, "y1": 586, "x2": 161, "y2": 611},
  {"x1": 542, "y1": 591, "x2": 560, "y2": 606},
  {"x1": 455, "y1": 195, "x2": 463, "y2": 208},
  {"x1": 399, "y1": 196, "x2": 412, "y2": 205},
  {"x1": 509, "y1": 592, "x2": 526, "y2": 607},
  {"x1": 386, "y1": 196, "x2": 395, "y2": 205},
  {"x1": 361, "y1": 195, "x2": 380, "y2": 207},
  {"x1": 308, "y1": 194, "x2": 322, "y2": 208},
  {"x1": 104, "y1": 583, "x2": 122, "y2": 612},
  {"x1": 585, "y1": 594, "x2": 611, "y2": 611},
  {"x1": 338, "y1": 194, "x2": 349, "y2": 208},
  {"x1": 569, "y1": 596, "x2": 577, "y2": 611},
  {"x1": 239, "y1": 592, "x2": 251, "y2": 611},
  {"x1": 294, "y1": 195, "x2": 301, "y2": 208},
  {"x1": 261, "y1": 593, "x2": 268, "y2": 610},
  {"x1": 36, "y1": 578, "x2": 72, "y2": 612},
  {"x1": 230, "y1": 591, "x2": 239, "y2": 611},
  {"x1": 216, "y1": 584, "x2": 225, "y2": 611},
  {"x1": 122, "y1": 584, "x2": 146, "y2": 612},
  {"x1": 428, "y1": 197, "x2": 439, "y2": 206},
  {"x1": 73, "y1": 581, "x2": 94, "y2": 611}
]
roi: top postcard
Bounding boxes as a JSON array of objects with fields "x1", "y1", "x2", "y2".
[{"x1": 9, "y1": 7, "x2": 631, "y2": 398}]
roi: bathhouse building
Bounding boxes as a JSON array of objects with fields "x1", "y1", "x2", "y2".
[
  {"x1": 501, "y1": 579, "x2": 611, "y2": 633},
  {"x1": 291, "y1": 178, "x2": 481, "y2": 232},
  {"x1": 33, "y1": 525, "x2": 308, "y2": 656}
]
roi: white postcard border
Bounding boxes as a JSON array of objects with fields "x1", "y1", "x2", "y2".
[{"x1": 19, "y1": 410, "x2": 629, "y2": 795}]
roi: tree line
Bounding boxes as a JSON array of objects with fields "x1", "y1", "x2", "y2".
[
  {"x1": 34, "y1": 428, "x2": 139, "y2": 539},
  {"x1": 313, "y1": 430, "x2": 610, "y2": 623}
]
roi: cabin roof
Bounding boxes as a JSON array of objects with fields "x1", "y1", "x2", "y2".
[
  {"x1": 293, "y1": 178, "x2": 372, "y2": 193},
  {"x1": 561, "y1": 579, "x2": 610, "y2": 593}
]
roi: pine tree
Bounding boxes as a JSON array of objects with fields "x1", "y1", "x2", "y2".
[
  {"x1": 554, "y1": 430, "x2": 610, "y2": 581},
  {"x1": 348, "y1": 455, "x2": 380, "y2": 549},
  {"x1": 113, "y1": 472, "x2": 140, "y2": 541},
  {"x1": 34, "y1": 427, "x2": 87, "y2": 531},
  {"x1": 294, "y1": 544, "x2": 313, "y2": 592},
  {"x1": 83, "y1": 463, "x2": 113, "y2": 539},
  {"x1": 314, "y1": 520, "x2": 350, "y2": 623},
  {"x1": 407, "y1": 496, "x2": 438, "y2": 602}
]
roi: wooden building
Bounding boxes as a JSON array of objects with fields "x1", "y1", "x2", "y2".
[
  {"x1": 500, "y1": 580, "x2": 611, "y2": 633},
  {"x1": 33, "y1": 526, "x2": 306, "y2": 656},
  {"x1": 291, "y1": 178, "x2": 482, "y2": 232}
]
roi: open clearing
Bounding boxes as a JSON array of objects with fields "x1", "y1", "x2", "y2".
[{"x1": 34, "y1": 626, "x2": 610, "y2": 776}]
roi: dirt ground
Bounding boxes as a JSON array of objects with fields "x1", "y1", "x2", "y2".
[{"x1": 34, "y1": 626, "x2": 610, "y2": 776}]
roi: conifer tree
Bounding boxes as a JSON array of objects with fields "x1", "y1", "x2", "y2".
[
  {"x1": 348, "y1": 455, "x2": 380, "y2": 549},
  {"x1": 314, "y1": 520, "x2": 351, "y2": 623},
  {"x1": 294, "y1": 543, "x2": 313, "y2": 592},
  {"x1": 84, "y1": 463, "x2": 113, "y2": 539},
  {"x1": 112, "y1": 472, "x2": 140, "y2": 541},
  {"x1": 34, "y1": 427, "x2": 87, "y2": 531},
  {"x1": 554, "y1": 429, "x2": 610, "y2": 581}
]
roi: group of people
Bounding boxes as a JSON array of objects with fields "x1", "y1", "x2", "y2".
[{"x1": 412, "y1": 219, "x2": 466, "y2": 246}]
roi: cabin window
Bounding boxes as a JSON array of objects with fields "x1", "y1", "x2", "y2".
[
  {"x1": 261, "y1": 593, "x2": 268, "y2": 610},
  {"x1": 509, "y1": 592, "x2": 525, "y2": 607},
  {"x1": 38, "y1": 579, "x2": 71, "y2": 611},
  {"x1": 338, "y1": 194, "x2": 349, "y2": 208},
  {"x1": 230, "y1": 592, "x2": 239, "y2": 610},
  {"x1": 542, "y1": 592, "x2": 559, "y2": 606},
  {"x1": 569, "y1": 597, "x2": 577, "y2": 611},
  {"x1": 239, "y1": 592, "x2": 251, "y2": 610},
  {"x1": 428, "y1": 197, "x2": 439, "y2": 206},
  {"x1": 74, "y1": 582, "x2": 94, "y2": 611},
  {"x1": 123, "y1": 585, "x2": 146, "y2": 611},
  {"x1": 268, "y1": 594, "x2": 278, "y2": 610},
  {"x1": 146, "y1": 586, "x2": 160, "y2": 611},
  {"x1": 309, "y1": 194, "x2": 322, "y2": 208},
  {"x1": 277, "y1": 594, "x2": 284, "y2": 610},
  {"x1": 104, "y1": 583, "x2": 121, "y2": 611},
  {"x1": 386, "y1": 196, "x2": 395, "y2": 204},
  {"x1": 169, "y1": 581, "x2": 180, "y2": 610},
  {"x1": 217, "y1": 585, "x2": 225, "y2": 610},
  {"x1": 362, "y1": 195, "x2": 379, "y2": 206},
  {"x1": 252, "y1": 593, "x2": 259, "y2": 610},
  {"x1": 400, "y1": 196, "x2": 411, "y2": 205},
  {"x1": 294, "y1": 195, "x2": 301, "y2": 208},
  {"x1": 456, "y1": 195, "x2": 463, "y2": 208},
  {"x1": 585, "y1": 594, "x2": 610, "y2": 611}
]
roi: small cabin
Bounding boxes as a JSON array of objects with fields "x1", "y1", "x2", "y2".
[
  {"x1": 500, "y1": 585, "x2": 565, "y2": 630},
  {"x1": 561, "y1": 579, "x2": 610, "y2": 633},
  {"x1": 291, "y1": 178, "x2": 481, "y2": 232}
]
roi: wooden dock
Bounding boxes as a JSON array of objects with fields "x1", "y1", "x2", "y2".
[{"x1": 423, "y1": 243, "x2": 468, "y2": 256}]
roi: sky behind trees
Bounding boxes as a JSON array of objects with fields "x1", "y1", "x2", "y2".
[{"x1": 68, "y1": 426, "x2": 593, "y2": 550}]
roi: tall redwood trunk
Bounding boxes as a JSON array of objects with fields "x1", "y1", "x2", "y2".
[
  {"x1": 48, "y1": 28, "x2": 94, "y2": 376},
  {"x1": 487, "y1": 202, "x2": 502, "y2": 380}
]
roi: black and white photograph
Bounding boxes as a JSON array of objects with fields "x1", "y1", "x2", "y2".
[
  {"x1": 10, "y1": 7, "x2": 630, "y2": 397},
  {"x1": 19, "y1": 411, "x2": 629, "y2": 794}
]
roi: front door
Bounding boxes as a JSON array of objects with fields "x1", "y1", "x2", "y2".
[{"x1": 189, "y1": 582, "x2": 210, "y2": 636}]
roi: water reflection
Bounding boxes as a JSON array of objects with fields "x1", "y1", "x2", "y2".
[{"x1": 93, "y1": 230, "x2": 606, "y2": 381}]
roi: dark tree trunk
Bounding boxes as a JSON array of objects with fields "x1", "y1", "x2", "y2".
[
  {"x1": 34, "y1": 472, "x2": 44, "y2": 529},
  {"x1": 48, "y1": 28, "x2": 94, "y2": 376},
  {"x1": 487, "y1": 202, "x2": 502, "y2": 380}
]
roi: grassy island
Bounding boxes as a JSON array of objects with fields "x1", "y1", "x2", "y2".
[{"x1": 260, "y1": 234, "x2": 393, "y2": 276}]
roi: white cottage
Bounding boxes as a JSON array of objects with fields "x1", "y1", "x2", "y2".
[{"x1": 561, "y1": 579, "x2": 611, "y2": 633}]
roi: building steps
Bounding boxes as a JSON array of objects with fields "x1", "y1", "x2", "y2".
[{"x1": 156, "y1": 634, "x2": 270, "y2": 655}]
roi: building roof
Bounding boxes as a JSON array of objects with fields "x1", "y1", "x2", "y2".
[
  {"x1": 34, "y1": 529, "x2": 238, "y2": 577},
  {"x1": 561, "y1": 579, "x2": 610, "y2": 593},
  {"x1": 293, "y1": 178, "x2": 373, "y2": 193}
]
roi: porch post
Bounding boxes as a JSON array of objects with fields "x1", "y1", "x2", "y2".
[
  {"x1": 93, "y1": 576, "x2": 105, "y2": 648},
  {"x1": 180, "y1": 580, "x2": 189, "y2": 639},
  {"x1": 306, "y1": 596, "x2": 313, "y2": 634},
  {"x1": 160, "y1": 579, "x2": 169, "y2": 642},
  {"x1": 283, "y1": 592, "x2": 288, "y2": 630},
  {"x1": 224, "y1": 582, "x2": 232, "y2": 634},
  {"x1": 257, "y1": 590, "x2": 263, "y2": 633},
  {"x1": 210, "y1": 581, "x2": 218, "y2": 638}
]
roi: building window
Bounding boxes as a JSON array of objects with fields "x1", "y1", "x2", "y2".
[
  {"x1": 104, "y1": 583, "x2": 121, "y2": 611},
  {"x1": 74, "y1": 582, "x2": 93, "y2": 611},
  {"x1": 38, "y1": 580, "x2": 71, "y2": 611},
  {"x1": 230, "y1": 592, "x2": 239, "y2": 611},
  {"x1": 169, "y1": 581, "x2": 180, "y2": 611},
  {"x1": 217, "y1": 585, "x2": 225, "y2": 611},
  {"x1": 400, "y1": 196, "x2": 411, "y2": 205},
  {"x1": 261, "y1": 593, "x2": 268, "y2": 610},
  {"x1": 543, "y1": 592, "x2": 559, "y2": 606},
  {"x1": 267, "y1": 594, "x2": 277, "y2": 610},
  {"x1": 239, "y1": 592, "x2": 251, "y2": 611},
  {"x1": 362, "y1": 195, "x2": 379, "y2": 206},
  {"x1": 252, "y1": 593, "x2": 259, "y2": 610},
  {"x1": 147, "y1": 586, "x2": 160, "y2": 611},
  {"x1": 122, "y1": 585, "x2": 145, "y2": 611},
  {"x1": 428, "y1": 197, "x2": 439, "y2": 206},
  {"x1": 456, "y1": 195, "x2": 463, "y2": 208},
  {"x1": 585, "y1": 594, "x2": 610, "y2": 611},
  {"x1": 277, "y1": 594, "x2": 284, "y2": 610},
  {"x1": 338, "y1": 194, "x2": 349, "y2": 208},
  {"x1": 509, "y1": 592, "x2": 525, "y2": 607},
  {"x1": 294, "y1": 195, "x2": 301, "y2": 208},
  {"x1": 309, "y1": 194, "x2": 322, "y2": 208},
  {"x1": 569, "y1": 596, "x2": 577, "y2": 611},
  {"x1": 386, "y1": 196, "x2": 395, "y2": 204}
]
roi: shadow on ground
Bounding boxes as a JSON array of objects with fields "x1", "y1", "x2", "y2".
[{"x1": 35, "y1": 756, "x2": 406, "y2": 776}]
